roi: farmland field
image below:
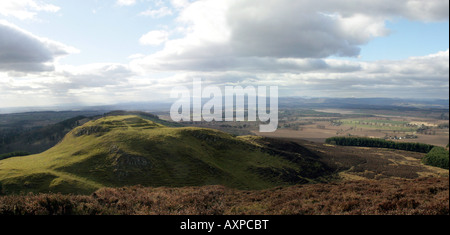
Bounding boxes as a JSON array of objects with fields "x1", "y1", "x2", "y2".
[
  {"x1": 338, "y1": 119, "x2": 417, "y2": 132},
  {"x1": 251, "y1": 108, "x2": 449, "y2": 147}
]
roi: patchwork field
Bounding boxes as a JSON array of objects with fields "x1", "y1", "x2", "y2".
[{"x1": 255, "y1": 108, "x2": 449, "y2": 147}]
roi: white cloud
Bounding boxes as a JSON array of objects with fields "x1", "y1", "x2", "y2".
[
  {"x1": 128, "y1": 0, "x2": 448, "y2": 99},
  {"x1": 128, "y1": 54, "x2": 146, "y2": 60},
  {"x1": 282, "y1": 50, "x2": 449, "y2": 98},
  {"x1": 131, "y1": 49, "x2": 449, "y2": 99},
  {"x1": 116, "y1": 0, "x2": 137, "y2": 7},
  {"x1": 0, "y1": 0, "x2": 60, "y2": 20},
  {"x1": 139, "y1": 30, "x2": 170, "y2": 46},
  {"x1": 1, "y1": 50, "x2": 447, "y2": 108},
  {"x1": 401, "y1": 0, "x2": 449, "y2": 21},
  {"x1": 55, "y1": 63, "x2": 134, "y2": 89},
  {"x1": 0, "y1": 20, "x2": 79, "y2": 72},
  {"x1": 368, "y1": 49, "x2": 449, "y2": 77},
  {"x1": 0, "y1": 61, "x2": 145, "y2": 108},
  {"x1": 1, "y1": 0, "x2": 449, "y2": 108},
  {"x1": 139, "y1": 6, "x2": 173, "y2": 18},
  {"x1": 170, "y1": 0, "x2": 191, "y2": 10},
  {"x1": 132, "y1": 0, "x2": 449, "y2": 73}
]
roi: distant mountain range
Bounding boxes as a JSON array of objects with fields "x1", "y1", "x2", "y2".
[
  {"x1": 278, "y1": 97, "x2": 449, "y2": 110},
  {"x1": 1, "y1": 97, "x2": 448, "y2": 114}
]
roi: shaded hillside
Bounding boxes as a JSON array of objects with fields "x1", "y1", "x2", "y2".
[
  {"x1": 0, "y1": 115, "x2": 333, "y2": 195},
  {"x1": 0, "y1": 115, "x2": 90, "y2": 154},
  {"x1": 0, "y1": 177, "x2": 447, "y2": 215}
]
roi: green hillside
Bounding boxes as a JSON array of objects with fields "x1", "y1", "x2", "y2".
[{"x1": 0, "y1": 115, "x2": 332, "y2": 195}]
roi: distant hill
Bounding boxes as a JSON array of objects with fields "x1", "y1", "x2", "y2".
[
  {"x1": 279, "y1": 97, "x2": 450, "y2": 110},
  {"x1": 0, "y1": 115, "x2": 332, "y2": 195}
]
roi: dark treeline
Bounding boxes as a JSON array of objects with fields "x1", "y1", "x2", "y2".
[
  {"x1": 325, "y1": 136, "x2": 434, "y2": 153},
  {"x1": 0, "y1": 115, "x2": 88, "y2": 154}
]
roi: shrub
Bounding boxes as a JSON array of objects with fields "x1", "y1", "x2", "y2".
[{"x1": 422, "y1": 147, "x2": 449, "y2": 170}]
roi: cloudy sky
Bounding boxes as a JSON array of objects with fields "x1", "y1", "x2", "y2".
[{"x1": 0, "y1": 0, "x2": 448, "y2": 108}]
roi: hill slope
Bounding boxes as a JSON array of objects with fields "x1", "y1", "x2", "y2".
[
  {"x1": 0, "y1": 110, "x2": 181, "y2": 156},
  {"x1": 0, "y1": 115, "x2": 332, "y2": 194},
  {"x1": 1, "y1": 177, "x2": 448, "y2": 215}
]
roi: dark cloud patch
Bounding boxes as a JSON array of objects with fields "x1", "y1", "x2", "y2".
[
  {"x1": 0, "y1": 21, "x2": 77, "y2": 72},
  {"x1": 55, "y1": 63, "x2": 134, "y2": 90},
  {"x1": 227, "y1": 5, "x2": 361, "y2": 58}
]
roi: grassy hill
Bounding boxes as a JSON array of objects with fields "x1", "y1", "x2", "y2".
[
  {"x1": 0, "y1": 115, "x2": 332, "y2": 195},
  {"x1": 0, "y1": 110, "x2": 182, "y2": 156}
]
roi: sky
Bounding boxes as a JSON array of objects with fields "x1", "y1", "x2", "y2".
[{"x1": 0, "y1": 0, "x2": 448, "y2": 108}]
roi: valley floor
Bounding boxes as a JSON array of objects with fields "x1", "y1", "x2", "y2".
[{"x1": 0, "y1": 177, "x2": 448, "y2": 215}]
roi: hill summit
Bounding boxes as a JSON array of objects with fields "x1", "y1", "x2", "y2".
[{"x1": 0, "y1": 115, "x2": 332, "y2": 195}]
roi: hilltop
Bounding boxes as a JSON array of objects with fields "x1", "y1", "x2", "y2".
[
  {"x1": 0, "y1": 110, "x2": 181, "y2": 156},
  {"x1": 0, "y1": 115, "x2": 332, "y2": 195}
]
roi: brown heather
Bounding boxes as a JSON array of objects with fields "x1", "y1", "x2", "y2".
[{"x1": 0, "y1": 177, "x2": 448, "y2": 215}]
